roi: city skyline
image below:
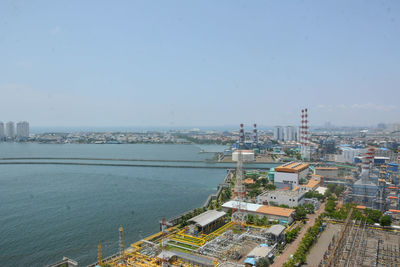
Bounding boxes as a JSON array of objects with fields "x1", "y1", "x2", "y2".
[
  {"x1": 0, "y1": 120, "x2": 29, "y2": 139},
  {"x1": 1, "y1": 1, "x2": 399, "y2": 127}
]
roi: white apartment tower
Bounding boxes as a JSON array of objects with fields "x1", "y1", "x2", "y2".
[
  {"x1": 284, "y1": 126, "x2": 296, "y2": 142},
  {"x1": 16, "y1": 121, "x2": 29, "y2": 139},
  {"x1": 0, "y1": 122, "x2": 4, "y2": 140},
  {"x1": 275, "y1": 126, "x2": 297, "y2": 142},
  {"x1": 273, "y1": 126, "x2": 284, "y2": 141},
  {"x1": 6, "y1": 121, "x2": 15, "y2": 139}
]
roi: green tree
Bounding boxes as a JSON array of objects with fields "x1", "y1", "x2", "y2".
[
  {"x1": 325, "y1": 199, "x2": 336, "y2": 214},
  {"x1": 303, "y1": 203, "x2": 315, "y2": 214},
  {"x1": 294, "y1": 206, "x2": 307, "y2": 220},
  {"x1": 380, "y1": 215, "x2": 392, "y2": 226},
  {"x1": 256, "y1": 257, "x2": 270, "y2": 267},
  {"x1": 364, "y1": 209, "x2": 382, "y2": 223},
  {"x1": 334, "y1": 185, "x2": 345, "y2": 196},
  {"x1": 265, "y1": 184, "x2": 276, "y2": 190},
  {"x1": 247, "y1": 214, "x2": 255, "y2": 224},
  {"x1": 249, "y1": 188, "x2": 262, "y2": 198},
  {"x1": 260, "y1": 177, "x2": 268, "y2": 186}
]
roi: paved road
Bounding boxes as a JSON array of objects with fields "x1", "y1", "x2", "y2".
[
  {"x1": 271, "y1": 202, "x2": 326, "y2": 267},
  {"x1": 306, "y1": 223, "x2": 342, "y2": 266}
]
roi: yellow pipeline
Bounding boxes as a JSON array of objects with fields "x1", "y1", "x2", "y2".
[{"x1": 170, "y1": 238, "x2": 203, "y2": 247}]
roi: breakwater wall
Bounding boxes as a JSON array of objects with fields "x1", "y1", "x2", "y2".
[
  {"x1": 0, "y1": 157, "x2": 204, "y2": 163},
  {"x1": 0, "y1": 161, "x2": 272, "y2": 170}
]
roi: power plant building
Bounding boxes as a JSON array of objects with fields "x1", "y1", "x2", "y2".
[
  {"x1": 232, "y1": 150, "x2": 255, "y2": 162},
  {"x1": 222, "y1": 200, "x2": 295, "y2": 224},
  {"x1": 256, "y1": 189, "x2": 306, "y2": 207},
  {"x1": 345, "y1": 148, "x2": 381, "y2": 209},
  {"x1": 274, "y1": 162, "x2": 309, "y2": 189}
]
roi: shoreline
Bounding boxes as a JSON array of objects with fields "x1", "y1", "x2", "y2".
[{"x1": 85, "y1": 169, "x2": 235, "y2": 267}]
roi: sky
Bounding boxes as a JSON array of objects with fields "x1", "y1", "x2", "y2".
[{"x1": 0, "y1": 0, "x2": 399, "y2": 128}]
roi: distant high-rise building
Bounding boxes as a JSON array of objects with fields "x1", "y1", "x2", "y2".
[
  {"x1": 6, "y1": 121, "x2": 15, "y2": 140},
  {"x1": 0, "y1": 122, "x2": 4, "y2": 140},
  {"x1": 284, "y1": 126, "x2": 296, "y2": 142},
  {"x1": 17, "y1": 121, "x2": 29, "y2": 139},
  {"x1": 274, "y1": 126, "x2": 296, "y2": 142},
  {"x1": 273, "y1": 126, "x2": 284, "y2": 141},
  {"x1": 377, "y1": 123, "x2": 386, "y2": 130}
]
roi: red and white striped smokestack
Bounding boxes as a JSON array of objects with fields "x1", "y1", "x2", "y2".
[
  {"x1": 253, "y1": 123, "x2": 258, "y2": 145},
  {"x1": 239, "y1": 123, "x2": 245, "y2": 148},
  {"x1": 301, "y1": 109, "x2": 305, "y2": 146},
  {"x1": 361, "y1": 148, "x2": 375, "y2": 181},
  {"x1": 304, "y1": 108, "x2": 309, "y2": 147},
  {"x1": 366, "y1": 148, "x2": 375, "y2": 164}
]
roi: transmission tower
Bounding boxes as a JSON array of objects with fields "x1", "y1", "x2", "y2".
[
  {"x1": 233, "y1": 151, "x2": 246, "y2": 228},
  {"x1": 160, "y1": 217, "x2": 168, "y2": 267},
  {"x1": 119, "y1": 225, "x2": 125, "y2": 261}
]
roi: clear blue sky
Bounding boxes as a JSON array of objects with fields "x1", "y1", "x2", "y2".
[{"x1": 1, "y1": 0, "x2": 399, "y2": 128}]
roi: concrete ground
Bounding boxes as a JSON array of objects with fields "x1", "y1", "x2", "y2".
[{"x1": 305, "y1": 223, "x2": 342, "y2": 267}]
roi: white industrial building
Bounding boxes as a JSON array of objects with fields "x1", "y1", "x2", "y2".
[
  {"x1": 221, "y1": 200, "x2": 295, "y2": 225},
  {"x1": 274, "y1": 162, "x2": 309, "y2": 189},
  {"x1": 335, "y1": 147, "x2": 366, "y2": 163},
  {"x1": 256, "y1": 189, "x2": 306, "y2": 207},
  {"x1": 232, "y1": 150, "x2": 255, "y2": 162}
]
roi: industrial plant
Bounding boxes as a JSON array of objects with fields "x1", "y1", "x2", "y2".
[{"x1": 46, "y1": 108, "x2": 400, "y2": 267}]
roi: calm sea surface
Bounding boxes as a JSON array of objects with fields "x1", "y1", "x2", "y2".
[
  {"x1": 0, "y1": 144, "x2": 227, "y2": 266},
  {"x1": 0, "y1": 143, "x2": 277, "y2": 267}
]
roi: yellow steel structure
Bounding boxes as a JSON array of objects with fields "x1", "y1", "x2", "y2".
[
  {"x1": 97, "y1": 241, "x2": 102, "y2": 265},
  {"x1": 119, "y1": 225, "x2": 125, "y2": 256},
  {"x1": 101, "y1": 222, "x2": 236, "y2": 266}
]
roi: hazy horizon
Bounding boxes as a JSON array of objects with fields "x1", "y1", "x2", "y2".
[{"x1": 1, "y1": 1, "x2": 399, "y2": 127}]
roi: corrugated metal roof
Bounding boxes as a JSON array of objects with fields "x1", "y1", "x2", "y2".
[
  {"x1": 266, "y1": 224, "x2": 286, "y2": 236},
  {"x1": 275, "y1": 162, "x2": 309, "y2": 173},
  {"x1": 247, "y1": 245, "x2": 273, "y2": 258},
  {"x1": 256, "y1": 206, "x2": 295, "y2": 217},
  {"x1": 222, "y1": 200, "x2": 261, "y2": 212},
  {"x1": 188, "y1": 210, "x2": 226, "y2": 227}
]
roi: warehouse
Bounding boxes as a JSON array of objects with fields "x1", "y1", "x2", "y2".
[
  {"x1": 188, "y1": 210, "x2": 226, "y2": 234},
  {"x1": 221, "y1": 200, "x2": 295, "y2": 225}
]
